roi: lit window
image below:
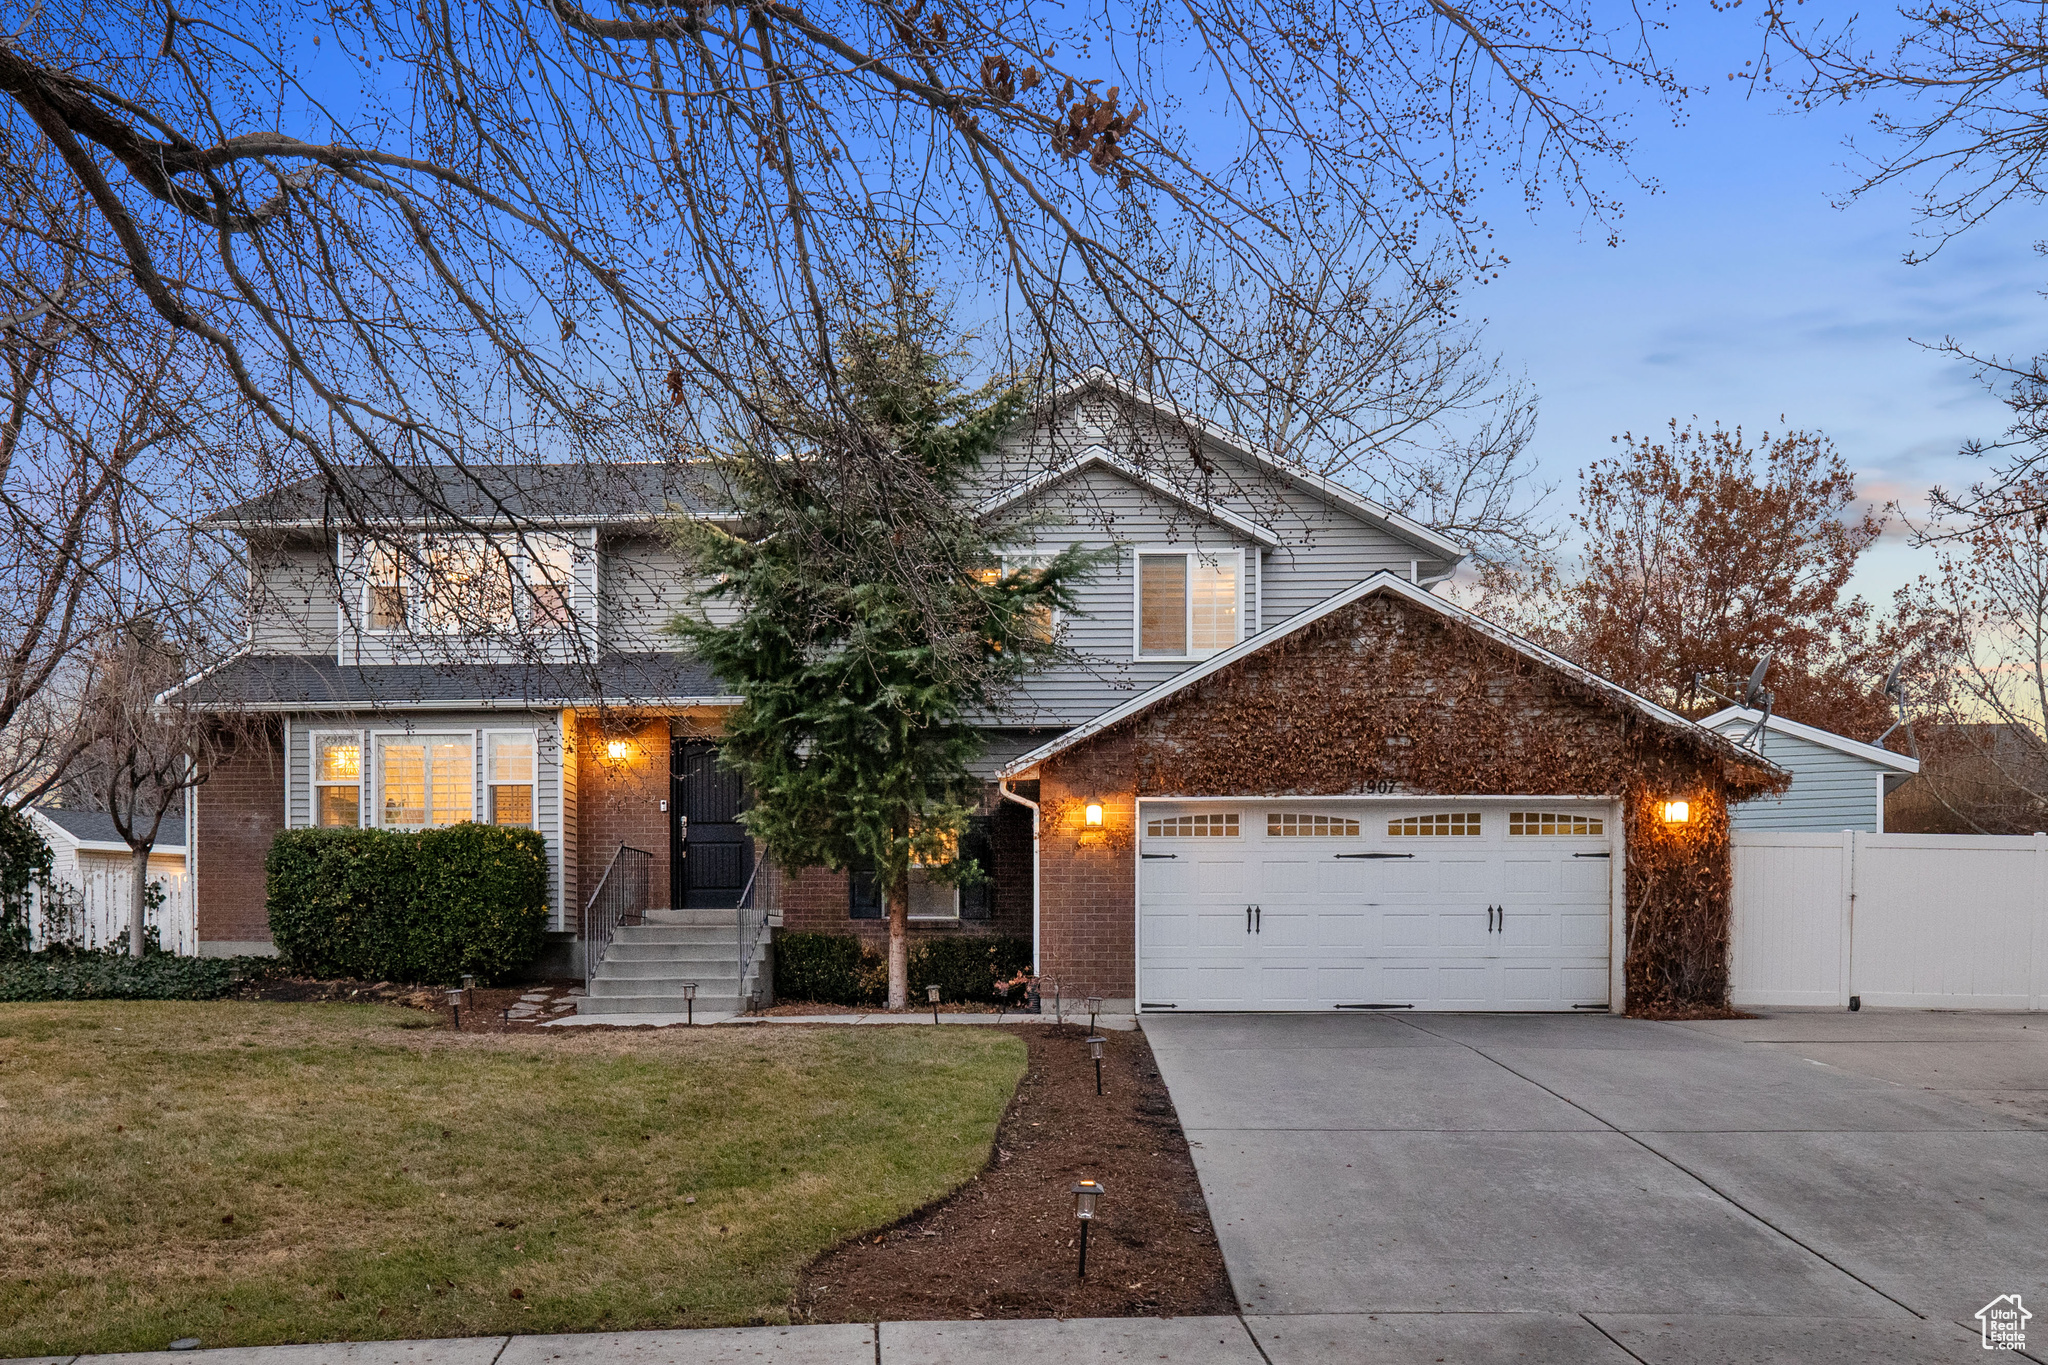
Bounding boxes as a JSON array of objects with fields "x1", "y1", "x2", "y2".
[
  {"x1": 365, "y1": 542, "x2": 407, "y2": 632},
  {"x1": 487, "y1": 733, "x2": 535, "y2": 828},
  {"x1": 1138, "y1": 550, "x2": 1237, "y2": 658},
  {"x1": 1268, "y1": 812, "x2": 1361, "y2": 837},
  {"x1": 1145, "y1": 813, "x2": 1240, "y2": 837},
  {"x1": 526, "y1": 535, "x2": 576, "y2": 632},
  {"x1": 379, "y1": 736, "x2": 473, "y2": 829},
  {"x1": 1003, "y1": 555, "x2": 1059, "y2": 644},
  {"x1": 421, "y1": 535, "x2": 516, "y2": 632},
  {"x1": 1388, "y1": 813, "x2": 1482, "y2": 837},
  {"x1": 313, "y1": 735, "x2": 362, "y2": 828},
  {"x1": 1508, "y1": 811, "x2": 1605, "y2": 836}
]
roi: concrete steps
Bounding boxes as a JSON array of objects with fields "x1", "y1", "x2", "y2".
[{"x1": 578, "y1": 910, "x2": 768, "y2": 1017}]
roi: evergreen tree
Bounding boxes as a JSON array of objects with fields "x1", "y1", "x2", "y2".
[{"x1": 668, "y1": 302, "x2": 1098, "y2": 1008}]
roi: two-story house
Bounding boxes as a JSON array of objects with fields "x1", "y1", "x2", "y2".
[{"x1": 173, "y1": 373, "x2": 1777, "y2": 1015}]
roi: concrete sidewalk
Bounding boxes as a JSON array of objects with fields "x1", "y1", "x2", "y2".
[
  {"x1": 11, "y1": 1315, "x2": 1326, "y2": 1365},
  {"x1": 541, "y1": 1012, "x2": 1138, "y2": 1031}
]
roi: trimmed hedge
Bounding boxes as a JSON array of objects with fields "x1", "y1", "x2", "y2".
[
  {"x1": 773, "y1": 930, "x2": 1032, "y2": 1007},
  {"x1": 267, "y1": 824, "x2": 550, "y2": 985},
  {"x1": 0, "y1": 950, "x2": 283, "y2": 1002}
]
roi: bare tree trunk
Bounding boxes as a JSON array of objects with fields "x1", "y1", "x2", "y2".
[
  {"x1": 886, "y1": 879, "x2": 909, "y2": 1010},
  {"x1": 128, "y1": 842, "x2": 149, "y2": 959}
]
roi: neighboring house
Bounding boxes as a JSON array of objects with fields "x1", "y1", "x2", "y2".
[
  {"x1": 1699, "y1": 708, "x2": 1919, "y2": 833},
  {"x1": 25, "y1": 806, "x2": 192, "y2": 953},
  {"x1": 167, "y1": 372, "x2": 1780, "y2": 1013}
]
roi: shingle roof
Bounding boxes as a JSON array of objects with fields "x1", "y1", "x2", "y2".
[
  {"x1": 208, "y1": 462, "x2": 735, "y2": 530},
  {"x1": 33, "y1": 806, "x2": 186, "y2": 851},
  {"x1": 167, "y1": 652, "x2": 733, "y2": 711}
]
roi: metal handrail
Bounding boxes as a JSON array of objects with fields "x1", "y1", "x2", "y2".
[
  {"x1": 583, "y1": 842, "x2": 653, "y2": 989},
  {"x1": 735, "y1": 848, "x2": 769, "y2": 1009}
]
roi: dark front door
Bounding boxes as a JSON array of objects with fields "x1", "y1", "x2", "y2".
[{"x1": 671, "y1": 738, "x2": 751, "y2": 908}]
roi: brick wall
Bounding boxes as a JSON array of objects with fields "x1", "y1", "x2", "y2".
[
  {"x1": 575, "y1": 716, "x2": 671, "y2": 923},
  {"x1": 1028, "y1": 591, "x2": 1775, "y2": 1008},
  {"x1": 195, "y1": 719, "x2": 285, "y2": 951}
]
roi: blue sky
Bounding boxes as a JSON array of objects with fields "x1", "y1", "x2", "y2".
[{"x1": 1470, "y1": 2, "x2": 2040, "y2": 608}]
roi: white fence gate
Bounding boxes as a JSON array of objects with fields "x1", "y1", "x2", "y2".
[
  {"x1": 1730, "y1": 831, "x2": 2048, "y2": 1009},
  {"x1": 30, "y1": 866, "x2": 197, "y2": 956}
]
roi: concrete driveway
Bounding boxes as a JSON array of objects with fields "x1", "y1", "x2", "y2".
[{"x1": 1144, "y1": 1009, "x2": 2048, "y2": 1364}]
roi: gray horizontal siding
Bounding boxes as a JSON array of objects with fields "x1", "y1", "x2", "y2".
[
  {"x1": 600, "y1": 532, "x2": 737, "y2": 652},
  {"x1": 1724, "y1": 727, "x2": 1888, "y2": 832},
  {"x1": 251, "y1": 536, "x2": 340, "y2": 655}
]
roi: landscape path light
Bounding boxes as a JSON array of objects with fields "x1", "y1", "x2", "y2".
[
  {"x1": 682, "y1": 981, "x2": 697, "y2": 1026},
  {"x1": 461, "y1": 974, "x2": 475, "y2": 1010},
  {"x1": 928, "y1": 983, "x2": 941, "y2": 1024},
  {"x1": 1087, "y1": 1035, "x2": 1106, "y2": 1095},
  {"x1": 1086, "y1": 995, "x2": 1102, "y2": 1031},
  {"x1": 1070, "y1": 1178, "x2": 1105, "y2": 1279},
  {"x1": 445, "y1": 988, "x2": 463, "y2": 1031}
]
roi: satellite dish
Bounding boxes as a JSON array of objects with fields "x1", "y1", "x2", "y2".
[{"x1": 1742, "y1": 649, "x2": 1776, "y2": 709}]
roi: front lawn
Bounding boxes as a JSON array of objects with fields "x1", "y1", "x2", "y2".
[{"x1": 0, "y1": 1002, "x2": 1024, "y2": 1355}]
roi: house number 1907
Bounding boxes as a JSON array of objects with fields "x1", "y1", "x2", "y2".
[{"x1": 1358, "y1": 780, "x2": 1398, "y2": 795}]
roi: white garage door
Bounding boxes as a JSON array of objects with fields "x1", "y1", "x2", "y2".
[{"x1": 1137, "y1": 801, "x2": 1616, "y2": 1012}]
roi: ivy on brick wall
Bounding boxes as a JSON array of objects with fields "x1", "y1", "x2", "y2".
[{"x1": 1040, "y1": 592, "x2": 1784, "y2": 1014}]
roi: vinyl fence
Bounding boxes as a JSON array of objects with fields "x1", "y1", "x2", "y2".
[
  {"x1": 1731, "y1": 830, "x2": 2048, "y2": 1009},
  {"x1": 29, "y1": 864, "x2": 197, "y2": 956}
]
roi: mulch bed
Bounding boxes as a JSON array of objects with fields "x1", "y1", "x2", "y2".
[{"x1": 792, "y1": 1022, "x2": 1236, "y2": 1324}]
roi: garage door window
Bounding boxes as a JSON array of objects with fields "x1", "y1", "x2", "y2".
[
  {"x1": 1508, "y1": 811, "x2": 1605, "y2": 836},
  {"x1": 1145, "y1": 812, "x2": 1240, "y2": 837},
  {"x1": 1388, "y1": 812, "x2": 1481, "y2": 836},
  {"x1": 1267, "y1": 813, "x2": 1361, "y2": 836}
]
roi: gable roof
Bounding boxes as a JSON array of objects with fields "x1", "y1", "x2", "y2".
[
  {"x1": 160, "y1": 650, "x2": 734, "y2": 712},
  {"x1": 1031, "y1": 370, "x2": 1470, "y2": 566},
  {"x1": 30, "y1": 806, "x2": 186, "y2": 854},
  {"x1": 207, "y1": 461, "x2": 735, "y2": 532},
  {"x1": 998, "y1": 573, "x2": 1786, "y2": 779},
  {"x1": 1699, "y1": 707, "x2": 1920, "y2": 774},
  {"x1": 977, "y1": 444, "x2": 1282, "y2": 548}
]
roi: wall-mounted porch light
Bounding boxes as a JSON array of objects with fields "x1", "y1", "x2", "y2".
[
  {"x1": 1084, "y1": 801, "x2": 1104, "y2": 827},
  {"x1": 607, "y1": 739, "x2": 632, "y2": 761},
  {"x1": 1660, "y1": 800, "x2": 1692, "y2": 825}
]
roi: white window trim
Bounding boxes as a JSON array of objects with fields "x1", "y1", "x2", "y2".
[
  {"x1": 372, "y1": 730, "x2": 480, "y2": 830},
  {"x1": 1000, "y1": 553, "x2": 1068, "y2": 637},
  {"x1": 484, "y1": 728, "x2": 539, "y2": 828},
  {"x1": 355, "y1": 534, "x2": 576, "y2": 638},
  {"x1": 1131, "y1": 545, "x2": 1246, "y2": 662},
  {"x1": 357, "y1": 538, "x2": 409, "y2": 637},
  {"x1": 905, "y1": 865, "x2": 962, "y2": 921},
  {"x1": 308, "y1": 729, "x2": 367, "y2": 829}
]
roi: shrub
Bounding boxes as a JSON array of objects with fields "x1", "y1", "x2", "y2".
[
  {"x1": 266, "y1": 824, "x2": 549, "y2": 984},
  {"x1": 0, "y1": 808, "x2": 52, "y2": 959},
  {"x1": 772, "y1": 930, "x2": 1031, "y2": 1007},
  {"x1": 0, "y1": 950, "x2": 284, "y2": 1002}
]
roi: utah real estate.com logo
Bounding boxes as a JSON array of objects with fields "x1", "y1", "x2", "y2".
[{"x1": 1979, "y1": 1294, "x2": 2032, "y2": 1350}]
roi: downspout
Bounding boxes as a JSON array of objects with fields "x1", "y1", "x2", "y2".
[{"x1": 999, "y1": 776, "x2": 1041, "y2": 974}]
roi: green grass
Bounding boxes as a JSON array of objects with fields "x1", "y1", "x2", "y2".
[{"x1": 0, "y1": 1002, "x2": 1026, "y2": 1355}]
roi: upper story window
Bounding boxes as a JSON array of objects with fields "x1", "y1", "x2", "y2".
[
  {"x1": 978, "y1": 555, "x2": 1061, "y2": 646},
  {"x1": 1137, "y1": 549, "x2": 1239, "y2": 659},
  {"x1": 357, "y1": 534, "x2": 579, "y2": 635}
]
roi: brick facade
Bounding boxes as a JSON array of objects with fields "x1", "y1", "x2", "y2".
[
  {"x1": 575, "y1": 715, "x2": 671, "y2": 922},
  {"x1": 1024, "y1": 590, "x2": 1782, "y2": 1010},
  {"x1": 194, "y1": 719, "x2": 286, "y2": 952}
]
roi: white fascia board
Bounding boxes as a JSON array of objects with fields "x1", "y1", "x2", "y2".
[
  {"x1": 210, "y1": 511, "x2": 741, "y2": 534},
  {"x1": 998, "y1": 573, "x2": 1785, "y2": 780},
  {"x1": 177, "y1": 694, "x2": 746, "y2": 715},
  {"x1": 978, "y1": 446, "x2": 1282, "y2": 548},
  {"x1": 1036, "y1": 370, "x2": 1469, "y2": 564},
  {"x1": 1699, "y1": 706, "x2": 1921, "y2": 773}
]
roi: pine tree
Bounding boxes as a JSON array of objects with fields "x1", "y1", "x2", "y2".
[{"x1": 668, "y1": 301, "x2": 1098, "y2": 1008}]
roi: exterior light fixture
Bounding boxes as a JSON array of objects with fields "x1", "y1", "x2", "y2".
[
  {"x1": 928, "y1": 983, "x2": 942, "y2": 1024},
  {"x1": 1085, "y1": 995, "x2": 1103, "y2": 1031},
  {"x1": 1087, "y1": 1035, "x2": 1106, "y2": 1095},
  {"x1": 1084, "y1": 801, "x2": 1104, "y2": 827},
  {"x1": 607, "y1": 739, "x2": 632, "y2": 761},
  {"x1": 1070, "y1": 1178, "x2": 1105, "y2": 1278},
  {"x1": 446, "y1": 988, "x2": 464, "y2": 1030},
  {"x1": 681, "y1": 980, "x2": 697, "y2": 1026},
  {"x1": 1660, "y1": 800, "x2": 1692, "y2": 825},
  {"x1": 461, "y1": 974, "x2": 476, "y2": 1009}
]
